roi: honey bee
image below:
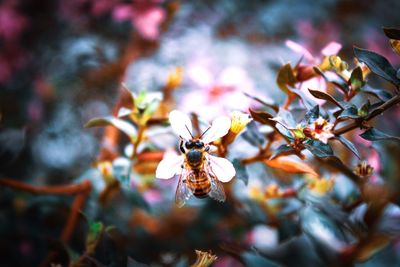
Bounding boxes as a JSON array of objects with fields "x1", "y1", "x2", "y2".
[{"x1": 156, "y1": 110, "x2": 236, "y2": 207}]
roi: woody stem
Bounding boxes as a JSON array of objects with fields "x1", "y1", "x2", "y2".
[{"x1": 334, "y1": 94, "x2": 400, "y2": 135}]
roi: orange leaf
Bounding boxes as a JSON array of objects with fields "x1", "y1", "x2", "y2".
[{"x1": 264, "y1": 158, "x2": 319, "y2": 177}]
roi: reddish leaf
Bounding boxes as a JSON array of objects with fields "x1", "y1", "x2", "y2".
[{"x1": 264, "y1": 158, "x2": 319, "y2": 177}]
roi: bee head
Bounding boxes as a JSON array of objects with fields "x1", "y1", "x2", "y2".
[{"x1": 185, "y1": 140, "x2": 204, "y2": 149}]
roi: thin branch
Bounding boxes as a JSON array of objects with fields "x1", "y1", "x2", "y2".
[
  {"x1": 0, "y1": 178, "x2": 91, "y2": 195},
  {"x1": 334, "y1": 94, "x2": 400, "y2": 135}
]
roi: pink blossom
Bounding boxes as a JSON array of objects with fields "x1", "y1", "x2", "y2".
[
  {"x1": 59, "y1": 0, "x2": 119, "y2": 21},
  {"x1": 286, "y1": 40, "x2": 342, "y2": 105},
  {"x1": 0, "y1": 1, "x2": 28, "y2": 42},
  {"x1": 364, "y1": 28, "x2": 400, "y2": 65},
  {"x1": 143, "y1": 188, "x2": 163, "y2": 204},
  {"x1": 112, "y1": 0, "x2": 166, "y2": 40},
  {"x1": 182, "y1": 65, "x2": 255, "y2": 120},
  {"x1": 213, "y1": 256, "x2": 243, "y2": 267}
]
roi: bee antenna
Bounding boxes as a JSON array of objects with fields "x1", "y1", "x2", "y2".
[
  {"x1": 200, "y1": 126, "x2": 211, "y2": 139},
  {"x1": 185, "y1": 125, "x2": 194, "y2": 139}
]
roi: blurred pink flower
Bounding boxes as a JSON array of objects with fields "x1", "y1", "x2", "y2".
[
  {"x1": 143, "y1": 188, "x2": 163, "y2": 204},
  {"x1": 112, "y1": 0, "x2": 166, "y2": 40},
  {"x1": 182, "y1": 65, "x2": 255, "y2": 120},
  {"x1": 364, "y1": 28, "x2": 400, "y2": 65},
  {"x1": 0, "y1": 1, "x2": 28, "y2": 42},
  {"x1": 59, "y1": 0, "x2": 119, "y2": 21},
  {"x1": 295, "y1": 20, "x2": 340, "y2": 54},
  {"x1": 286, "y1": 40, "x2": 342, "y2": 105},
  {"x1": 0, "y1": 45, "x2": 28, "y2": 83},
  {"x1": 213, "y1": 256, "x2": 243, "y2": 267}
]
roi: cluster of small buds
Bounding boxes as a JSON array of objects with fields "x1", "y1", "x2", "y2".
[
  {"x1": 303, "y1": 117, "x2": 334, "y2": 144},
  {"x1": 191, "y1": 250, "x2": 218, "y2": 267},
  {"x1": 354, "y1": 161, "x2": 374, "y2": 179}
]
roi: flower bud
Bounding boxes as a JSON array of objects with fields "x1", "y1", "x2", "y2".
[
  {"x1": 165, "y1": 67, "x2": 183, "y2": 89},
  {"x1": 191, "y1": 250, "x2": 217, "y2": 267},
  {"x1": 354, "y1": 161, "x2": 373, "y2": 178},
  {"x1": 230, "y1": 111, "x2": 252, "y2": 134},
  {"x1": 296, "y1": 65, "x2": 316, "y2": 81}
]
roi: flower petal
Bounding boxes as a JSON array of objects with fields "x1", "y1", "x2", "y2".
[
  {"x1": 155, "y1": 152, "x2": 183, "y2": 179},
  {"x1": 321, "y1": 42, "x2": 342, "y2": 56},
  {"x1": 285, "y1": 40, "x2": 314, "y2": 62},
  {"x1": 169, "y1": 110, "x2": 193, "y2": 140},
  {"x1": 208, "y1": 155, "x2": 236, "y2": 183},
  {"x1": 201, "y1": 116, "x2": 231, "y2": 144}
]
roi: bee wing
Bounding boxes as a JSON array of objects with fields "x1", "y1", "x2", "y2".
[
  {"x1": 205, "y1": 161, "x2": 226, "y2": 202},
  {"x1": 169, "y1": 110, "x2": 193, "y2": 140},
  {"x1": 155, "y1": 152, "x2": 184, "y2": 179},
  {"x1": 201, "y1": 116, "x2": 231, "y2": 144},
  {"x1": 175, "y1": 168, "x2": 193, "y2": 208},
  {"x1": 207, "y1": 155, "x2": 236, "y2": 183}
]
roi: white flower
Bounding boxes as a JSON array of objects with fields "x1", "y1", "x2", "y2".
[
  {"x1": 155, "y1": 110, "x2": 236, "y2": 183},
  {"x1": 309, "y1": 117, "x2": 334, "y2": 144}
]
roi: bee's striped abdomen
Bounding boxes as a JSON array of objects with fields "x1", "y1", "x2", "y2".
[{"x1": 187, "y1": 170, "x2": 211, "y2": 198}]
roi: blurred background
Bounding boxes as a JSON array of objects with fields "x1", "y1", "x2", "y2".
[{"x1": 1, "y1": 0, "x2": 400, "y2": 266}]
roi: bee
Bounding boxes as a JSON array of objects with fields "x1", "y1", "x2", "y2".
[{"x1": 156, "y1": 110, "x2": 236, "y2": 207}]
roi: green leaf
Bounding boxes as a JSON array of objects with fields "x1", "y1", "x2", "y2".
[
  {"x1": 383, "y1": 27, "x2": 400, "y2": 40},
  {"x1": 304, "y1": 140, "x2": 334, "y2": 158},
  {"x1": 242, "y1": 121, "x2": 265, "y2": 147},
  {"x1": 302, "y1": 105, "x2": 320, "y2": 124},
  {"x1": 289, "y1": 88, "x2": 318, "y2": 110},
  {"x1": 338, "y1": 105, "x2": 359, "y2": 120},
  {"x1": 117, "y1": 107, "x2": 132, "y2": 118},
  {"x1": 354, "y1": 46, "x2": 400, "y2": 87},
  {"x1": 360, "y1": 128, "x2": 400, "y2": 142},
  {"x1": 308, "y1": 89, "x2": 344, "y2": 109},
  {"x1": 335, "y1": 135, "x2": 360, "y2": 159},
  {"x1": 86, "y1": 221, "x2": 104, "y2": 254},
  {"x1": 291, "y1": 128, "x2": 305, "y2": 139},
  {"x1": 349, "y1": 66, "x2": 365, "y2": 92},
  {"x1": 300, "y1": 206, "x2": 348, "y2": 251},
  {"x1": 270, "y1": 144, "x2": 296, "y2": 159},
  {"x1": 85, "y1": 116, "x2": 137, "y2": 141},
  {"x1": 362, "y1": 86, "x2": 392, "y2": 101},
  {"x1": 232, "y1": 159, "x2": 249, "y2": 185},
  {"x1": 358, "y1": 100, "x2": 370, "y2": 117},
  {"x1": 112, "y1": 157, "x2": 132, "y2": 187},
  {"x1": 277, "y1": 63, "x2": 296, "y2": 93},
  {"x1": 333, "y1": 175, "x2": 360, "y2": 206}
]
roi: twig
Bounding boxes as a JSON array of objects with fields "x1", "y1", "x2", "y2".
[
  {"x1": 334, "y1": 94, "x2": 400, "y2": 135},
  {"x1": 0, "y1": 178, "x2": 91, "y2": 195},
  {"x1": 0, "y1": 178, "x2": 92, "y2": 267}
]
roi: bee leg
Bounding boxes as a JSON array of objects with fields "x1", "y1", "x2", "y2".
[{"x1": 179, "y1": 140, "x2": 185, "y2": 154}]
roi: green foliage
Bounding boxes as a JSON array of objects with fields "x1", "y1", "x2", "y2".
[
  {"x1": 303, "y1": 140, "x2": 334, "y2": 158},
  {"x1": 354, "y1": 47, "x2": 400, "y2": 87},
  {"x1": 360, "y1": 128, "x2": 400, "y2": 142}
]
